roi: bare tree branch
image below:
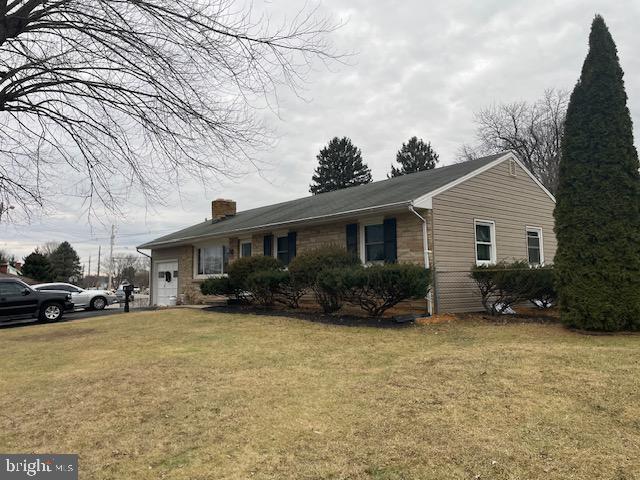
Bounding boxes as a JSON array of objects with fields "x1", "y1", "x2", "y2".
[
  {"x1": 0, "y1": 0, "x2": 342, "y2": 220},
  {"x1": 459, "y1": 89, "x2": 569, "y2": 193}
]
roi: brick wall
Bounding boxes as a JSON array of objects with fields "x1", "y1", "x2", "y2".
[{"x1": 151, "y1": 209, "x2": 432, "y2": 313}]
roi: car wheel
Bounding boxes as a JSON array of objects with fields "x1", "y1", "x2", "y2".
[
  {"x1": 91, "y1": 296, "x2": 107, "y2": 310},
  {"x1": 39, "y1": 302, "x2": 63, "y2": 323}
]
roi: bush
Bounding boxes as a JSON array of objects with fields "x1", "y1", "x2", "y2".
[
  {"x1": 288, "y1": 245, "x2": 361, "y2": 313},
  {"x1": 200, "y1": 256, "x2": 281, "y2": 302},
  {"x1": 227, "y1": 256, "x2": 281, "y2": 291},
  {"x1": 522, "y1": 266, "x2": 556, "y2": 308},
  {"x1": 200, "y1": 276, "x2": 234, "y2": 296},
  {"x1": 345, "y1": 264, "x2": 430, "y2": 317},
  {"x1": 245, "y1": 270, "x2": 287, "y2": 306},
  {"x1": 244, "y1": 270, "x2": 307, "y2": 308},
  {"x1": 315, "y1": 267, "x2": 353, "y2": 313},
  {"x1": 470, "y1": 261, "x2": 556, "y2": 314}
]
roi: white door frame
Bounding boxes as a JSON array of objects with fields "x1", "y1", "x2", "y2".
[{"x1": 152, "y1": 259, "x2": 178, "y2": 305}]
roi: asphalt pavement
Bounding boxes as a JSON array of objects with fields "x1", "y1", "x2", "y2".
[{"x1": 0, "y1": 295, "x2": 151, "y2": 329}]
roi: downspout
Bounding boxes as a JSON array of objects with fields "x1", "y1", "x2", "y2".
[
  {"x1": 137, "y1": 248, "x2": 152, "y2": 307},
  {"x1": 408, "y1": 204, "x2": 433, "y2": 315}
]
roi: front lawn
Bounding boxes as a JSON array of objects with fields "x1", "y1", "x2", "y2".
[{"x1": 1, "y1": 311, "x2": 638, "y2": 479}]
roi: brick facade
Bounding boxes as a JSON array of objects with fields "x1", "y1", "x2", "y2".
[{"x1": 151, "y1": 209, "x2": 432, "y2": 314}]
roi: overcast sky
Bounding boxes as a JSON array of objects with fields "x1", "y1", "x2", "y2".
[{"x1": 1, "y1": 0, "x2": 639, "y2": 273}]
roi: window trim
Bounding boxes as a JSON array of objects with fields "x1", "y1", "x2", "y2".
[
  {"x1": 193, "y1": 242, "x2": 227, "y2": 279},
  {"x1": 358, "y1": 216, "x2": 385, "y2": 264},
  {"x1": 239, "y1": 238, "x2": 252, "y2": 258},
  {"x1": 474, "y1": 219, "x2": 497, "y2": 266},
  {"x1": 525, "y1": 226, "x2": 544, "y2": 266},
  {"x1": 274, "y1": 234, "x2": 292, "y2": 265}
]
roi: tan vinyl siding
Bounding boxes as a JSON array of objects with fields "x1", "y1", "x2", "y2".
[{"x1": 431, "y1": 160, "x2": 556, "y2": 313}]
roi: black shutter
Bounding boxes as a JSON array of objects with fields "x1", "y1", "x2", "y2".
[
  {"x1": 263, "y1": 234, "x2": 273, "y2": 256},
  {"x1": 287, "y1": 232, "x2": 297, "y2": 263},
  {"x1": 346, "y1": 223, "x2": 358, "y2": 256},
  {"x1": 383, "y1": 218, "x2": 397, "y2": 263}
]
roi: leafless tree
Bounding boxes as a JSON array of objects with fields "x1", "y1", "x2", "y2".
[
  {"x1": 459, "y1": 89, "x2": 569, "y2": 193},
  {"x1": 40, "y1": 241, "x2": 60, "y2": 256},
  {"x1": 111, "y1": 253, "x2": 146, "y2": 286},
  {"x1": 0, "y1": 0, "x2": 340, "y2": 220}
]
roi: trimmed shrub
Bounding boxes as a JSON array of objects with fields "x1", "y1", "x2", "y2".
[
  {"x1": 244, "y1": 270, "x2": 306, "y2": 308},
  {"x1": 227, "y1": 255, "x2": 281, "y2": 291},
  {"x1": 276, "y1": 273, "x2": 307, "y2": 309},
  {"x1": 315, "y1": 267, "x2": 353, "y2": 314},
  {"x1": 200, "y1": 276, "x2": 234, "y2": 296},
  {"x1": 522, "y1": 266, "x2": 556, "y2": 308},
  {"x1": 200, "y1": 256, "x2": 281, "y2": 303},
  {"x1": 245, "y1": 270, "x2": 287, "y2": 306},
  {"x1": 345, "y1": 264, "x2": 430, "y2": 317},
  {"x1": 288, "y1": 245, "x2": 361, "y2": 313},
  {"x1": 470, "y1": 261, "x2": 556, "y2": 314}
]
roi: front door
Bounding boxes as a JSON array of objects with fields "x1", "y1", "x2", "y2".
[{"x1": 154, "y1": 261, "x2": 178, "y2": 305}]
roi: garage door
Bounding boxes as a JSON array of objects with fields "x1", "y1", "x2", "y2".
[{"x1": 154, "y1": 261, "x2": 178, "y2": 305}]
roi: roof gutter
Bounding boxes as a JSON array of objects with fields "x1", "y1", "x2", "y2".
[{"x1": 138, "y1": 200, "x2": 412, "y2": 249}]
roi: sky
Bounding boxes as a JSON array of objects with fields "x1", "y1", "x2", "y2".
[{"x1": 1, "y1": 0, "x2": 639, "y2": 273}]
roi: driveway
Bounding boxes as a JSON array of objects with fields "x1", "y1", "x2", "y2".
[{"x1": 0, "y1": 296, "x2": 151, "y2": 329}]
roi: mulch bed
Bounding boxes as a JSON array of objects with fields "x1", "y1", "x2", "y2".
[{"x1": 203, "y1": 304, "x2": 416, "y2": 329}]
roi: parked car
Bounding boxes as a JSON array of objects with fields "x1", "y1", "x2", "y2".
[
  {"x1": 33, "y1": 283, "x2": 118, "y2": 310},
  {"x1": 0, "y1": 278, "x2": 74, "y2": 323}
]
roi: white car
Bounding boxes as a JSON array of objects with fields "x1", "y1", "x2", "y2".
[{"x1": 32, "y1": 283, "x2": 119, "y2": 310}]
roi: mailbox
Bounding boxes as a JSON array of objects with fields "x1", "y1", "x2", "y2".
[{"x1": 123, "y1": 284, "x2": 134, "y2": 312}]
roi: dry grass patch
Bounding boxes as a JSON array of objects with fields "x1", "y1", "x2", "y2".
[{"x1": 1, "y1": 310, "x2": 639, "y2": 479}]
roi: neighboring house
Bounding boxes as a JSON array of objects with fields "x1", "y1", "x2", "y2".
[
  {"x1": 138, "y1": 151, "x2": 556, "y2": 313},
  {"x1": 0, "y1": 262, "x2": 22, "y2": 276}
]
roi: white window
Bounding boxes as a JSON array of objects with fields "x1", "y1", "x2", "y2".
[
  {"x1": 195, "y1": 244, "x2": 226, "y2": 276},
  {"x1": 526, "y1": 227, "x2": 544, "y2": 266},
  {"x1": 474, "y1": 220, "x2": 496, "y2": 265},
  {"x1": 240, "y1": 240, "x2": 252, "y2": 258}
]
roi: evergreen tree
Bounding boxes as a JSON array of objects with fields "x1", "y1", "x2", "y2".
[
  {"x1": 49, "y1": 241, "x2": 82, "y2": 283},
  {"x1": 309, "y1": 137, "x2": 372, "y2": 194},
  {"x1": 554, "y1": 15, "x2": 640, "y2": 331},
  {"x1": 22, "y1": 249, "x2": 52, "y2": 282},
  {"x1": 389, "y1": 136, "x2": 439, "y2": 177}
]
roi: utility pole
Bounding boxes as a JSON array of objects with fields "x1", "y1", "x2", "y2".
[
  {"x1": 107, "y1": 224, "x2": 115, "y2": 290},
  {"x1": 97, "y1": 246, "x2": 101, "y2": 278},
  {"x1": 88, "y1": 255, "x2": 91, "y2": 277}
]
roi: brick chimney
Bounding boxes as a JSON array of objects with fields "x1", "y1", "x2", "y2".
[
  {"x1": 211, "y1": 199, "x2": 236, "y2": 221},
  {"x1": 0, "y1": 263, "x2": 8, "y2": 274}
]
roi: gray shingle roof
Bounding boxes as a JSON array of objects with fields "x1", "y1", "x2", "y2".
[{"x1": 139, "y1": 152, "x2": 508, "y2": 249}]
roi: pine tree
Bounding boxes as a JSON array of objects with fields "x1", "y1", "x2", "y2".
[
  {"x1": 554, "y1": 15, "x2": 640, "y2": 331},
  {"x1": 309, "y1": 137, "x2": 372, "y2": 194},
  {"x1": 22, "y1": 249, "x2": 52, "y2": 282},
  {"x1": 49, "y1": 241, "x2": 82, "y2": 283},
  {"x1": 389, "y1": 136, "x2": 439, "y2": 177}
]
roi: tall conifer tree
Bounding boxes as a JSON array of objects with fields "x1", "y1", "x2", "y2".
[
  {"x1": 389, "y1": 136, "x2": 439, "y2": 177},
  {"x1": 309, "y1": 137, "x2": 372, "y2": 194},
  {"x1": 554, "y1": 15, "x2": 640, "y2": 331},
  {"x1": 49, "y1": 241, "x2": 82, "y2": 283}
]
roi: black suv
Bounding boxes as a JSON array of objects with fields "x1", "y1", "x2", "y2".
[{"x1": 0, "y1": 278, "x2": 74, "y2": 324}]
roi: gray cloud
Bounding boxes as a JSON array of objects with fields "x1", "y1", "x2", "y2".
[{"x1": 1, "y1": 0, "x2": 638, "y2": 271}]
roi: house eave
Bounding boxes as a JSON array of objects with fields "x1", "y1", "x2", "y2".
[{"x1": 138, "y1": 200, "x2": 414, "y2": 250}]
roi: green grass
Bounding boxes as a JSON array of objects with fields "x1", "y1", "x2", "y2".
[{"x1": 1, "y1": 310, "x2": 639, "y2": 479}]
